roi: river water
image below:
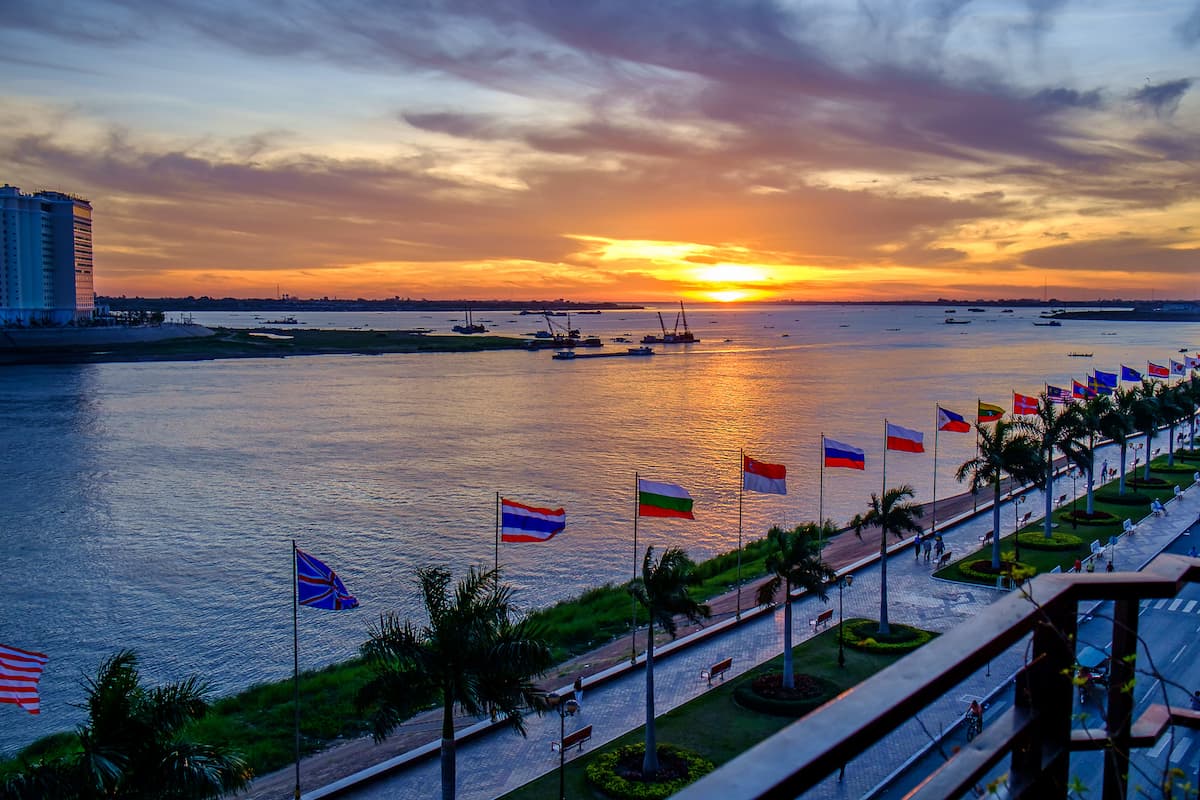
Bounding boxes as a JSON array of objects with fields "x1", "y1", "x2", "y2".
[{"x1": 1, "y1": 303, "x2": 1195, "y2": 753}]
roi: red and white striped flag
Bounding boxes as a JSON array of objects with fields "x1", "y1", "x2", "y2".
[{"x1": 0, "y1": 643, "x2": 49, "y2": 715}]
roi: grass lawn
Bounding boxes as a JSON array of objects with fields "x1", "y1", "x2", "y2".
[
  {"x1": 498, "y1": 622, "x2": 928, "y2": 799},
  {"x1": 936, "y1": 463, "x2": 1183, "y2": 586}
]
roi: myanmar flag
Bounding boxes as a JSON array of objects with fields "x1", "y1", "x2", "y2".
[
  {"x1": 978, "y1": 401, "x2": 1004, "y2": 423},
  {"x1": 638, "y1": 479, "x2": 695, "y2": 519}
]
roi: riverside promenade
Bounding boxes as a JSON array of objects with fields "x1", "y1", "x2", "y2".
[{"x1": 259, "y1": 437, "x2": 1200, "y2": 800}]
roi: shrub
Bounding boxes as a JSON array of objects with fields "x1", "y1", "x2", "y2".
[
  {"x1": 732, "y1": 671, "x2": 840, "y2": 717},
  {"x1": 959, "y1": 559, "x2": 1035, "y2": 584},
  {"x1": 1128, "y1": 477, "x2": 1169, "y2": 488},
  {"x1": 1056, "y1": 510, "x2": 1118, "y2": 527},
  {"x1": 1096, "y1": 489, "x2": 1153, "y2": 506},
  {"x1": 585, "y1": 743, "x2": 715, "y2": 800},
  {"x1": 1016, "y1": 531, "x2": 1084, "y2": 550},
  {"x1": 839, "y1": 618, "x2": 934, "y2": 652}
]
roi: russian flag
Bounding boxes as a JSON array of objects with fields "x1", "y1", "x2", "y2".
[
  {"x1": 743, "y1": 455, "x2": 787, "y2": 495},
  {"x1": 885, "y1": 422, "x2": 925, "y2": 453},
  {"x1": 824, "y1": 438, "x2": 865, "y2": 470},
  {"x1": 1148, "y1": 362, "x2": 1169, "y2": 378},
  {"x1": 937, "y1": 406, "x2": 971, "y2": 433},
  {"x1": 501, "y1": 499, "x2": 566, "y2": 542}
]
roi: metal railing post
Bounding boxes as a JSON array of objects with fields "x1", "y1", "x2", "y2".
[
  {"x1": 1011, "y1": 600, "x2": 1076, "y2": 798},
  {"x1": 1103, "y1": 598, "x2": 1139, "y2": 800}
]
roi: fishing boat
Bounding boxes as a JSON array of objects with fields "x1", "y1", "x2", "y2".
[
  {"x1": 1032, "y1": 320, "x2": 1062, "y2": 327},
  {"x1": 1068, "y1": 352, "x2": 1093, "y2": 357},
  {"x1": 944, "y1": 318, "x2": 972, "y2": 325},
  {"x1": 264, "y1": 316, "x2": 300, "y2": 325},
  {"x1": 641, "y1": 301, "x2": 699, "y2": 344},
  {"x1": 451, "y1": 308, "x2": 487, "y2": 334}
]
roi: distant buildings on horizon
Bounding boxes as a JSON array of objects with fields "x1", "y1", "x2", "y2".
[{"x1": 1, "y1": 184, "x2": 95, "y2": 326}]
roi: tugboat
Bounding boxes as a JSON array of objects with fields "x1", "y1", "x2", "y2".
[{"x1": 642, "y1": 301, "x2": 699, "y2": 344}]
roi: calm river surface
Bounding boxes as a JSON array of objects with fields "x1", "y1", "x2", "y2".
[{"x1": 2, "y1": 303, "x2": 1196, "y2": 753}]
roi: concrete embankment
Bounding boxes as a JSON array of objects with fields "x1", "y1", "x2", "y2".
[{"x1": 0, "y1": 323, "x2": 214, "y2": 349}]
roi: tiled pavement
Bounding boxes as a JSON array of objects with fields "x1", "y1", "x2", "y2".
[{"x1": 331, "y1": 441, "x2": 1200, "y2": 800}]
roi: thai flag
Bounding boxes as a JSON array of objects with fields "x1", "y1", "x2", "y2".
[
  {"x1": 501, "y1": 499, "x2": 566, "y2": 542},
  {"x1": 937, "y1": 406, "x2": 971, "y2": 433},
  {"x1": 296, "y1": 548, "x2": 359, "y2": 611},
  {"x1": 1148, "y1": 362, "x2": 1169, "y2": 378},
  {"x1": 1013, "y1": 392, "x2": 1039, "y2": 415},
  {"x1": 824, "y1": 438, "x2": 865, "y2": 470},
  {"x1": 885, "y1": 422, "x2": 925, "y2": 453}
]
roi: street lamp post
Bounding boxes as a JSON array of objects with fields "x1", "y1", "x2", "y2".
[
  {"x1": 1012, "y1": 494, "x2": 1027, "y2": 564},
  {"x1": 837, "y1": 574, "x2": 854, "y2": 668},
  {"x1": 1069, "y1": 468, "x2": 1079, "y2": 528},
  {"x1": 545, "y1": 692, "x2": 579, "y2": 800}
]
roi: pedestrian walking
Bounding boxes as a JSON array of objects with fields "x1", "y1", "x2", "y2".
[
  {"x1": 934, "y1": 536, "x2": 945, "y2": 560},
  {"x1": 914, "y1": 532, "x2": 923, "y2": 560},
  {"x1": 924, "y1": 538, "x2": 933, "y2": 562},
  {"x1": 1074, "y1": 558, "x2": 1082, "y2": 573},
  {"x1": 1085, "y1": 559, "x2": 1095, "y2": 573},
  {"x1": 1189, "y1": 545, "x2": 1198, "y2": 559},
  {"x1": 574, "y1": 675, "x2": 584, "y2": 705},
  {"x1": 1106, "y1": 561, "x2": 1114, "y2": 572}
]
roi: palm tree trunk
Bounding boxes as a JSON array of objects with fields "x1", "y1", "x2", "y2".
[
  {"x1": 441, "y1": 697, "x2": 457, "y2": 800},
  {"x1": 1144, "y1": 431, "x2": 1153, "y2": 480},
  {"x1": 1043, "y1": 459, "x2": 1054, "y2": 539},
  {"x1": 877, "y1": 528, "x2": 890, "y2": 636},
  {"x1": 1086, "y1": 435, "x2": 1095, "y2": 515},
  {"x1": 991, "y1": 484, "x2": 1002, "y2": 570},
  {"x1": 1168, "y1": 422, "x2": 1176, "y2": 466},
  {"x1": 642, "y1": 636, "x2": 659, "y2": 777},
  {"x1": 1119, "y1": 443, "x2": 1128, "y2": 495},
  {"x1": 782, "y1": 580, "x2": 794, "y2": 690}
]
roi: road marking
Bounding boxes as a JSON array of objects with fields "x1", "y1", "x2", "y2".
[
  {"x1": 1172, "y1": 644, "x2": 1188, "y2": 663},
  {"x1": 1186, "y1": 600, "x2": 1197, "y2": 613},
  {"x1": 1156, "y1": 599, "x2": 1169, "y2": 610},
  {"x1": 1170, "y1": 599, "x2": 1184, "y2": 611},
  {"x1": 1172, "y1": 737, "x2": 1194, "y2": 762},
  {"x1": 1151, "y1": 733, "x2": 1172, "y2": 759}
]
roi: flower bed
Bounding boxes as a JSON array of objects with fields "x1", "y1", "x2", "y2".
[
  {"x1": 839, "y1": 618, "x2": 935, "y2": 653},
  {"x1": 1017, "y1": 531, "x2": 1084, "y2": 550},
  {"x1": 732, "y1": 671, "x2": 840, "y2": 717}
]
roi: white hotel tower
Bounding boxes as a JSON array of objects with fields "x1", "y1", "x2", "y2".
[{"x1": 0, "y1": 184, "x2": 95, "y2": 326}]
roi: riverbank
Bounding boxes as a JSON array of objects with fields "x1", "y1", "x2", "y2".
[
  {"x1": 0, "y1": 327, "x2": 531, "y2": 365},
  {"x1": 1052, "y1": 309, "x2": 1200, "y2": 322}
]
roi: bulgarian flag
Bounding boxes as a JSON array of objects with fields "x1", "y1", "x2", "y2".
[
  {"x1": 978, "y1": 401, "x2": 1004, "y2": 423},
  {"x1": 638, "y1": 478, "x2": 695, "y2": 519}
]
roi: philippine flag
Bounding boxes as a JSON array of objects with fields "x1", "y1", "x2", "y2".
[
  {"x1": 885, "y1": 422, "x2": 925, "y2": 453},
  {"x1": 501, "y1": 499, "x2": 566, "y2": 542},
  {"x1": 1013, "y1": 392, "x2": 1039, "y2": 415},
  {"x1": 743, "y1": 455, "x2": 787, "y2": 495},
  {"x1": 824, "y1": 438, "x2": 866, "y2": 470},
  {"x1": 937, "y1": 406, "x2": 971, "y2": 433},
  {"x1": 1148, "y1": 362, "x2": 1169, "y2": 378}
]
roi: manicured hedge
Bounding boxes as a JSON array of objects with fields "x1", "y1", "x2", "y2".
[
  {"x1": 1016, "y1": 531, "x2": 1083, "y2": 550},
  {"x1": 732, "y1": 672, "x2": 840, "y2": 717},
  {"x1": 1056, "y1": 510, "x2": 1118, "y2": 527},
  {"x1": 585, "y1": 743, "x2": 715, "y2": 800},
  {"x1": 840, "y1": 618, "x2": 935, "y2": 653},
  {"x1": 959, "y1": 559, "x2": 1036, "y2": 584}
]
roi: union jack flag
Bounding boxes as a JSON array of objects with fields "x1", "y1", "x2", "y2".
[{"x1": 296, "y1": 548, "x2": 359, "y2": 611}]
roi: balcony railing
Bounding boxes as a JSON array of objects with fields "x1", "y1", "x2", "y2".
[{"x1": 674, "y1": 553, "x2": 1200, "y2": 800}]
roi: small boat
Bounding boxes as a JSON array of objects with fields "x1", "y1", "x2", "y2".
[
  {"x1": 1181, "y1": 348, "x2": 1190, "y2": 353},
  {"x1": 945, "y1": 318, "x2": 971, "y2": 325},
  {"x1": 265, "y1": 316, "x2": 299, "y2": 325},
  {"x1": 1068, "y1": 352, "x2": 1093, "y2": 357},
  {"x1": 968, "y1": 307, "x2": 986, "y2": 312},
  {"x1": 1001, "y1": 309, "x2": 1014, "y2": 313},
  {"x1": 551, "y1": 350, "x2": 576, "y2": 360},
  {"x1": 945, "y1": 310, "x2": 956, "y2": 314},
  {"x1": 452, "y1": 308, "x2": 487, "y2": 334},
  {"x1": 1032, "y1": 320, "x2": 1062, "y2": 327},
  {"x1": 627, "y1": 346, "x2": 654, "y2": 356}
]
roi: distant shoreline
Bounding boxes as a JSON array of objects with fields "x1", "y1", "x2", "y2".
[
  {"x1": 1051, "y1": 310, "x2": 1200, "y2": 322},
  {"x1": 0, "y1": 327, "x2": 531, "y2": 366}
]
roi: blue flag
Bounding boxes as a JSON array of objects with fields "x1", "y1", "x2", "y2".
[
  {"x1": 1120, "y1": 365, "x2": 1141, "y2": 382},
  {"x1": 1094, "y1": 369, "x2": 1117, "y2": 388},
  {"x1": 296, "y1": 548, "x2": 359, "y2": 611}
]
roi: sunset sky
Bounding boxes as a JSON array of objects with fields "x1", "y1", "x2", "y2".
[{"x1": 2, "y1": 1, "x2": 1198, "y2": 302}]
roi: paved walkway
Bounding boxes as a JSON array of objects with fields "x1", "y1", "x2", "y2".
[{"x1": 316, "y1": 437, "x2": 1200, "y2": 800}]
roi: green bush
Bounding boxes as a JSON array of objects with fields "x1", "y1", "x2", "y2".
[
  {"x1": 732, "y1": 672, "x2": 840, "y2": 717},
  {"x1": 1016, "y1": 531, "x2": 1083, "y2": 550},
  {"x1": 585, "y1": 743, "x2": 715, "y2": 800},
  {"x1": 1056, "y1": 510, "x2": 1118, "y2": 527},
  {"x1": 1151, "y1": 463, "x2": 1197, "y2": 474},
  {"x1": 840, "y1": 618, "x2": 935, "y2": 652},
  {"x1": 1096, "y1": 490, "x2": 1153, "y2": 506},
  {"x1": 959, "y1": 559, "x2": 1035, "y2": 583}
]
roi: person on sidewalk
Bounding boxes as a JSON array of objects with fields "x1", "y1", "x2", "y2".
[
  {"x1": 934, "y1": 536, "x2": 945, "y2": 561},
  {"x1": 1074, "y1": 558, "x2": 1082, "y2": 573},
  {"x1": 1086, "y1": 559, "x2": 1095, "y2": 573},
  {"x1": 924, "y1": 538, "x2": 933, "y2": 562},
  {"x1": 914, "y1": 532, "x2": 923, "y2": 561},
  {"x1": 574, "y1": 676, "x2": 584, "y2": 706}
]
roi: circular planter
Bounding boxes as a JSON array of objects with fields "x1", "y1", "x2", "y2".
[
  {"x1": 585, "y1": 743, "x2": 715, "y2": 800},
  {"x1": 1017, "y1": 531, "x2": 1084, "y2": 550},
  {"x1": 733, "y1": 671, "x2": 839, "y2": 717}
]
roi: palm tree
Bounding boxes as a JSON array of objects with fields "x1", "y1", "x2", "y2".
[
  {"x1": 755, "y1": 523, "x2": 836, "y2": 689},
  {"x1": 1100, "y1": 387, "x2": 1138, "y2": 495},
  {"x1": 358, "y1": 566, "x2": 552, "y2": 800},
  {"x1": 1156, "y1": 381, "x2": 1188, "y2": 467},
  {"x1": 850, "y1": 486, "x2": 923, "y2": 636},
  {"x1": 0, "y1": 651, "x2": 250, "y2": 800},
  {"x1": 1074, "y1": 394, "x2": 1112, "y2": 515},
  {"x1": 628, "y1": 546, "x2": 710, "y2": 778},
  {"x1": 1022, "y1": 395, "x2": 1086, "y2": 538},
  {"x1": 956, "y1": 419, "x2": 1041, "y2": 570},
  {"x1": 1131, "y1": 379, "x2": 1162, "y2": 482}
]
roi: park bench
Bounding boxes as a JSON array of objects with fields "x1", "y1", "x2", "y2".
[
  {"x1": 1090, "y1": 540, "x2": 1103, "y2": 557},
  {"x1": 810, "y1": 608, "x2": 834, "y2": 631},
  {"x1": 700, "y1": 657, "x2": 733, "y2": 685},
  {"x1": 1150, "y1": 499, "x2": 1166, "y2": 517},
  {"x1": 936, "y1": 550, "x2": 953, "y2": 569},
  {"x1": 979, "y1": 530, "x2": 994, "y2": 546},
  {"x1": 551, "y1": 724, "x2": 592, "y2": 754},
  {"x1": 1122, "y1": 519, "x2": 1135, "y2": 534}
]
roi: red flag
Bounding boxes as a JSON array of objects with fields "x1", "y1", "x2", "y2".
[
  {"x1": 742, "y1": 455, "x2": 787, "y2": 495},
  {"x1": 1148, "y1": 362, "x2": 1169, "y2": 378},
  {"x1": 937, "y1": 406, "x2": 971, "y2": 432},
  {"x1": 0, "y1": 643, "x2": 49, "y2": 715},
  {"x1": 1013, "y1": 392, "x2": 1038, "y2": 415},
  {"x1": 885, "y1": 422, "x2": 925, "y2": 453}
]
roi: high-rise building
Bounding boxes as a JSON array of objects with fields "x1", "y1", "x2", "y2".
[{"x1": 0, "y1": 184, "x2": 94, "y2": 326}]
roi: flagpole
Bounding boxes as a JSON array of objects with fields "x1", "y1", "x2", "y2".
[
  {"x1": 632, "y1": 471, "x2": 639, "y2": 665},
  {"x1": 882, "y1": 419, "x2": 888, "y2": 501},
  {"x1": 494, "y1": 492, "x2": 500, "y2": 576},
  {"x1": 932, "y1": 406, "x2": 939, "y2": 537},
  {"x1": 973, "y1": 399, "x2": 980, "y2": 512},
  {"x1": 737, "y1": 449, "x2": 743, "y2": 620},
  {"x1": 818, "y1": 434, "x2": 825, "y2": 545},
  {"x1": 292, "y1": 540, "x2": 301, "y2": 800}
]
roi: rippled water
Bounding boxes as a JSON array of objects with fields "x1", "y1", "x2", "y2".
[{"x1": 1, "y1": 303, "x2": 1194, "y2": 753}]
